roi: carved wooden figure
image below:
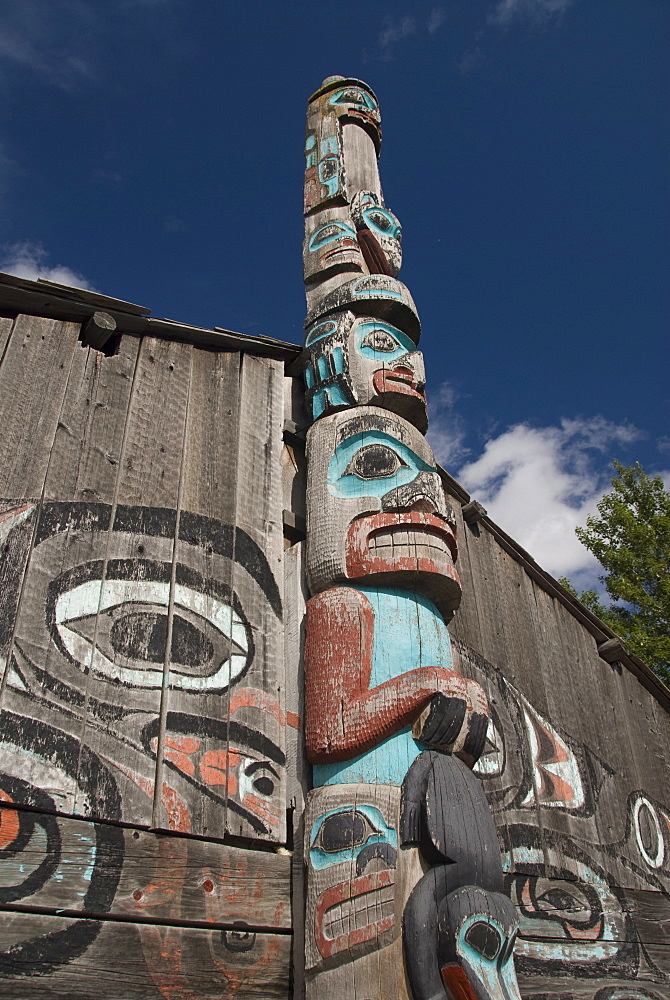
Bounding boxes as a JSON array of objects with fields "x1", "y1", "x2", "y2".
[
  {"x1": 302, "y1": 310, "x2": 427, "y2": 430},
  {"x1": 300, "y1": 74, "x2": 520, "y2": 1000},
  {"x1": 305, "y1": 407, "x2": 461, "y2": 617}
]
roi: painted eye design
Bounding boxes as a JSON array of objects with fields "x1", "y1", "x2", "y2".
[
  {"x1": 355, "y1": 320, "x2": 414, "y2": 363},
  {"x1": 344, "y1": 444, "x2": 407, "y2": 480},
  {"x1": 240, "y1": 760, "x2": 279, "y2": 800},
  {"x1": 362, "y1": 207, "x2": 402, "y2": 241},
  {"x1": 309, "y1": 805, "x2": 398, "y2": 872},
  {"x1": 330, "y1": 88, "x2": 377, "y2": 111},
  {"x1": 315, "y1": 809, "x2": 371, "y2": 853},
  {"x1": 309, "y1": 222, "x2": 357, "y2": 251},
  {"x1": 464, "y1": 920, "x2": 502, "y2": 961},
  {"x1": 52, "y1": 573, "x2": 251, "y2": 692},
  {"x1": 360, "y1": 328, "x2": 399, "y2": 353}
]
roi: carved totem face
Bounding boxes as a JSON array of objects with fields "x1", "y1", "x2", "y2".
[
  {"x1": 306, "y1": 407, "x2": 460, "y2": 617},
  {"x1": 351, "y1": 191, "x2": 402, "y2": 277},
  {"x1": 303, "y1": 215, "x2": 366, "y2": 284},
  {"x1": 303, "y1": 311, "x2": 427, "y2": 429},
  {"x1": 304, "y1": 78, "x2": 381, "y2": 215},
  {"x1": 440, "y1": 887, "x2": 522, "y2": 1000}
]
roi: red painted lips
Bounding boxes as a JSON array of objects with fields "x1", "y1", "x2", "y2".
[{"x1": 373, "y1": 366, "x2": 425, "y2": 399}]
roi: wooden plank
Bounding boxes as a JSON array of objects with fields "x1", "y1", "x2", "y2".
[
  {"x1": 44, "y1": 334, "x2": 141, "y2": 505},
  {"x1": 0, "y1": 335, "x2": 132, "y2": 815},
  {"x1": 283, "y1": 541, "x2": 308, "y2": 810},
  {"x1": 0, "y1": 315, "x2": 82, "y2": 499},
  {"x1": 457, "y1": 515, "x2": 512, "y2": 674},
  {"x1": 227, "y1": 353, "x2": 286, "y2": 843},
  {"x1": 488, "y1": 534, "x2": 550, "y2": 715},
  {"x1": 447, "y1": 502, "x2": 484, "y2": 653},
  {"x1": 341, "y1": 122, "x2": 382, "y2": 203},
  {"x1": 0, "y1": 807, "x2": 291, "y2": 929},
  {"x1": 82, "y1": 335, "x2": 193, "y2": 830},
  {"x1": 18, "y1": 337, "x2": 191, "y2": 827},
  {"x1": 155, "y1": 346, "x2": 241, "y2": 839},
  {"x1": 0, "y1": 315, "x2": 13, "y2": 363},
  {"x1": 0, "y1": 912, "x2": 291, "y2": 998},
  {"x1": 0, "y1": 500, "x2": 38, "y2": 687}
]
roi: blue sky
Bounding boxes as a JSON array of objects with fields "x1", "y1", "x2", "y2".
[{"x1": 0, "y1": 0, "x2": 667, "y2": 589}]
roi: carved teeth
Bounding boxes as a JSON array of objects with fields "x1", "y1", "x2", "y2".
[
  {"x1": 369, "y1": 527, "x2": 451, "y2": 559},
  {"x1": 322, "y1": 882, "x2": 395, "y2": 941}
]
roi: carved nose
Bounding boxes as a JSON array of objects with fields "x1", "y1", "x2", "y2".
[
  {"x1": 407, "y1": 497, "x2": 436, "y2": 513},
  {"x1": 381, "y1": 471, "x2": 443, "y2": 514}
]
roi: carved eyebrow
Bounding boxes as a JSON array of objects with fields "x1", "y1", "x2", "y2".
[{"x1": 245, "y1": 760, "x2": 280, "y2": 778}]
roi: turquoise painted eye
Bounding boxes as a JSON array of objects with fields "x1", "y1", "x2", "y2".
[
  {"x1": 344, "y1": 444, "x2": 407, "y2": 480},
  {"x1": 328, "y1": 430, "x2": 432, "y2": 499},
  {"x1": 309, "y1": 805, "x2": 396, "y2": 871},
  {"x1": 309, "y1": 222, "x2": 357, "y2": 251},
  {"x1": 355, "y1": 321, "x2": 414, "y2": 362},
  {"x1": 329, "y1": 88, "x2": 377, "y2": 112},
  {"x1": 362, "y1": 207, "x2": 401, "y2": 241}
]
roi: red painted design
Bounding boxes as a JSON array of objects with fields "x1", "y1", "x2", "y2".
[
  {"x1": 441, "y1": 964, "x2": 479, "y2": 1000},
  {"x1": 305, "y1": 587, "x2": 488, "y2": 762},
  {"x1": 373, "y1": 367, "x2": 425, "y2": 400},
  {"x1": 0, "y1": 790, "x2": 20, "y2": 850},
  {"x1": 314, "y1": 869, "x2": 395, "y2": 958},
  {"x1": 346, "y1": 511, "x2": 459, "y2": 578}
]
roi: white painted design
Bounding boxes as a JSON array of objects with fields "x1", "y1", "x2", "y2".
[
  {"x1": 633, "y1": 795, "x2": 665, "y2": 869},
  {"x1": 0, "y1": 503, "x2": 34, "y2": 548},
  {"x1": 473, "y1": 717, "x2": 504, "y2": 777},
  {"x1": 520, "y1": 697, "x2": 585, "y2": 810},
  {"x1": 55, "y1": 579, "x2": 249, "y2": 691}
]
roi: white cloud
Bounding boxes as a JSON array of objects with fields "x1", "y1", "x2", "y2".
[
  {"x1": 0, "y1": 241, "x2": 98, "y2": 291},
  {"x1": 489, "y1": 0, "x2": 576, "y2": 27},
  {"x1": 0, "y1": 5, "x2": 97, "y2": 90},
  {"x1": 427, "y1": 380, "x2": 471, "y2": 468},
  {"x1": 427, "y1": 7, "x2": 448, "y2": 34},
  {"x1": 377, "y1": 8, "x2": 447, "y2": 59},
  {"x1": 456, "y1": 417, "x2": 641, "y2": 581},
  {"x1": 458, "y1": 45, "x2": 484, "y2": 74},
  {"x1": 378, "y1": 15, "x2": 417, "y2": 59}
]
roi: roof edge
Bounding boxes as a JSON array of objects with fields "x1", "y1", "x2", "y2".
[{"x1": 0, "y1": 272, "x2": 300, "y2": 361}]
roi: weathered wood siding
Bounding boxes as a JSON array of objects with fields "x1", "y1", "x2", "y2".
[
  {"x1": 447, "y1": 498, "x2": 670, "y2": 997},
  {"x1": 0, "y1": 314, "x2": 290, "y2": 993}
]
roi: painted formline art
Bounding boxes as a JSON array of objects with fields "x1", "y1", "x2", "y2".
[
  {"x1": 0, "y1": 780, "x2": 292, "y2": 992},
  {"x1": 300, "y1": 75, "x2": 522, "y2": 1000},
  {"x1": 0, "y1": 500, "x2": 287, "y2": 843}
]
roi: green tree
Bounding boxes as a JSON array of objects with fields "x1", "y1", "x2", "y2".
[{"x1": 559, "y1": 461, "x2": 670, "y2": 686}]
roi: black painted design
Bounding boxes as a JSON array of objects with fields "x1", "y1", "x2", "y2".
[{"x1": 0, "y1": 720, "x2": 123, "y2": 977}]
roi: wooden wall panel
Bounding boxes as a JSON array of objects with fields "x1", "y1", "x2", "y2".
[
  {"x1": 0, "y1": 315, "x2": 14, "y2": 361},
  {"x1": 0, "y1": 914, "x2": 291, "y2": 998},
  {"x1": 0, "y1": 316, "x2": 82, "y2": 499},
  {"x1": 0, "y1": 808, "x2": 291, "y2": 930},
  {"x1": 449, "y1": 509, "x2": 670, "y2": 992},
  {"x1": 157, "y1": 346, "x2": 241, "y2": 839},
  {"x1": 457, "y1": 518, "x2": 509, "y2": 670},
  {"x1": 226, "y1": 354, "x2": 286, "y2": 842},
  {"x1": 0, "y1": 325, "x2": 288, "y2": 844},
  {"x1": 43, "y1": 334, "x2": 140, "y2": 505},
  {"x1": 447, "y1": 504, "x2": 484, "y2": 652}
]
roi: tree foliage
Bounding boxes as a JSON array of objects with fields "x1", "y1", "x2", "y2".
[{"x1": 559, "y1": 461, "x2": 670, "y2": 686}]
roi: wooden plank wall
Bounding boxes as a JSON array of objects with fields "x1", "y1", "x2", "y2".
[
  {"x1": 0, "y1": 315, "x2": 291, "y2": 995},
  {"x1": 448, "y1": 498, "x2": 670, "y2": 998}
]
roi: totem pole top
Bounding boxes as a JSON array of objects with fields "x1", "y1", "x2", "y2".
[{"x1": 308, "y1": 75, "x2": 379, "y2": 105}]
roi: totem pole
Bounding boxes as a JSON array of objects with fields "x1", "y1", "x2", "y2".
[{"x1": 300, "y1": 76, "x2": 522, "y2": 1000}]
